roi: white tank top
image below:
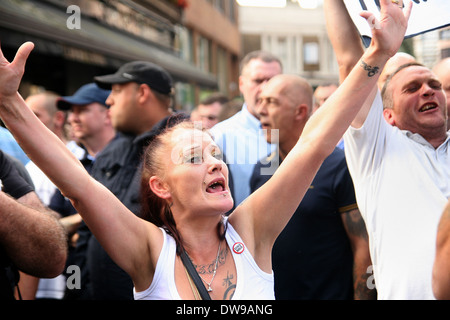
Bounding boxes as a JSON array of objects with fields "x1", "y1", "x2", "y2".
[{"x1": 133, "y1": 223, "x2": 275, "y2": 300}]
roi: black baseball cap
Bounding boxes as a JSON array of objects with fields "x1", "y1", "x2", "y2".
[
  {"x1": 94, "y1": 61, "x2": 174, "y2": 95},
  {"x1": 57, "y1": 83, "x2": 110, "y2": 110}
]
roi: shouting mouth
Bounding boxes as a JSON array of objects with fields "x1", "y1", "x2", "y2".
[
  {"x1": 206, "y1": 179, "x2": 225, "y2": 193},
  {"x1": 419, "y1": 103, "x2": 438, "y2": 112}
]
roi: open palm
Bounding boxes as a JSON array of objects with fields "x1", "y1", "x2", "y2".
[
  {"x1": 0, "y1": 42, "x2": 34, "y2": 99},
  {"x1": 361, "y1": 0, "x2": 413, "y2": 59}
]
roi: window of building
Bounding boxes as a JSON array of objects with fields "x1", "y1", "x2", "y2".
[
  {"x1": 175, "y1": 82, "x2": 195, "y2": 112},
  {"x1": 196, "y1": 35, "x2": 211, "y2": 73},
  {"x1": 276, "y1": 37, "x2": 288, "y2": 71},
  {"x1": 441, "y1": 48, "x2": 450, "y2": 59},
  {"x1": 175, "y1": 26, "x2": 194, "y2": 64},
  {"x1": 216, "y1": 46, "x2": 229, "y2": 93},
  {"x1": 291, "y1": 36, "x2": 299, "y2": 73},
  {"x1": 242, "y1": 34, "x2": 261, "y2": 57},
  {"x1": 227, "y1": 0, "x2": 237, "y2": 23},
  {"x1": 439, "y1": 28, "x2": 450, "y2": 40},
  {"x1": 303, "y1": 36, "x2": 320, "y2": 71}
]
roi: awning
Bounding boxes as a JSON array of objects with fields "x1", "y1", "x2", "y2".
[{"x1": 0, "y1": 0, "x2": 218, "y2": 88}]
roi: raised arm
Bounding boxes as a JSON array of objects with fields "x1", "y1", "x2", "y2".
[
  {"x1": 231, "y1": 0, "x2": 412, "y2": 269},
  {"x1": 324, "y1": 0, "x2": 365, "y2": 83},
  {"x1": 324, "y1": 0, "x2": 404, "y2": 128},
  {"x1": 0, "y1": 43, "x2": 161, "y2": 288}
]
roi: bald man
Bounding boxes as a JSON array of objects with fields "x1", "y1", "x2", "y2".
[{"x1": 250, "y1": 74, "x2": 373, "y2": 300}]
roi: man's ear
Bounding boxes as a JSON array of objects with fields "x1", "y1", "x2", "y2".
[
  {"x1": 383, "y1": 108, "x2": 395, "y2": 125},
  {"x1": 138, "y1": 83, "x2": 153, "y2": 104},
  {"x1": 54, "y1": 110, "x2": 67, "y2": 128},
  {"x1": 292, "y1": 103, "x2": 310, "y2": 122},
  {"x1": 149, "y1": 176, "x2": 171, "y2": 200}
]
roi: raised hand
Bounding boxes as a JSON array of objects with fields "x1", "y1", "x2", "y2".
[
  {"x1": 0, "y1": 42, "x2": 34, "y2": 100},
  {"x1": 361, "y1": 0, "x2": 413, "y2": 59}
]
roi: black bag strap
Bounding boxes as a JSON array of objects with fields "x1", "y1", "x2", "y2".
[{"x1": 180, "y1": 250, "x2": 211, "y2": 300}]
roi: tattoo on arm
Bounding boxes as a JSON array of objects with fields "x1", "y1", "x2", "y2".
[
  {"x1": 342, "y1": 208, "x2": 368, "y2": 241},
  {"x1": 361, "y1": 60, "x2": 379, "y2": 77},
  {"x1": 342, "y1": 208, "x2": 377, "y2": 299}
]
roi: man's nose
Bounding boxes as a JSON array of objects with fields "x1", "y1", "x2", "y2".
[
  {"x1": 422, "y1": 83, "x2": 436, "y2": 97},
  {"x1": 256, "y1": 99, "x2": 267, "y2": 116}
]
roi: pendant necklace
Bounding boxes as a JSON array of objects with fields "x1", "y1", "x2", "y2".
[{"x1": 198, "y1": 240, "x2": 221, "y2": 292}]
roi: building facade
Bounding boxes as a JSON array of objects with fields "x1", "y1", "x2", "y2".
[
  {"x1": 237, "y1": 0, "x2": 449, "y2": 87},
  {"x1": 438, "y1": 26, "x2": 450, "y2": 59},
  {"x1": 0, "y1": 0, "x2": 240, "y2": 110},
  {"x1": 414, "y1": 26, "x2": 450, "y2": 68},
  {"x1": 238, "y1": 0, "x2": 339, "y2": 88},
  {"x1": 178, "y1": 0, "x2": 241, "y2": 108}
]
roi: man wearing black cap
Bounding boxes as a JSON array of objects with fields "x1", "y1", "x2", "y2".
[
  {"x1": 82, "y1": 61, "x2": 187, "y2": 300},
  {"x1": 95, "y1": 61, "x2": 175, "y2": 136}
]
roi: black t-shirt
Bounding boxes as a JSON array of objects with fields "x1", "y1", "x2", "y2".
[
  {"x1": 0, "y1": 150, "x2": 35, "y2": 299},
  {"x1": 250, "y1": 148, "x2": 357, "y2": 300},
  {"x1": 0, "y1": 151, "x2": 34, "y2": 198},
  {"x1": 0, "y1": 247, "x2": 19, "y2": 300}
]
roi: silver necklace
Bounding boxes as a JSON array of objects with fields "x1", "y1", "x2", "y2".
[{"x1": 197, "y1": 241, "x2": 221, "y2": 292}]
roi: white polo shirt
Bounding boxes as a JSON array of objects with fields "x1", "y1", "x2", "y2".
[{"x1": 344, "y1": 91, "x2": 450, "y2": 300}]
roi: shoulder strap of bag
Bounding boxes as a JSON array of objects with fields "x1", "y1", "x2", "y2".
[{"x1": 180, "y1": 250, "x2": 211, "y2": 300}]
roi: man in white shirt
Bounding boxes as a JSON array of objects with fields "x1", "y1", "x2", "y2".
[
  {"x1": 325, "y1": 0, "x2": 449, "y2": 299},
  {"x1": 25, "y1": 91, "x2": 85, "y2": 204},
  {"x1": 210, "y1": 51, "x2": 281, "y2": 206}
]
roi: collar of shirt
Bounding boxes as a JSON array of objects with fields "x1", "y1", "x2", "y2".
[
  {"x1": 240, "y1": 103, "x2": 263, "y2": 130},
  {"x1": 402, "y1": 130, "x2": 450, "y2": 151}
]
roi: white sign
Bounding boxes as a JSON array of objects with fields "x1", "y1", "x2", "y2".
[{"x1": 343, "y1": 0, "x2": 450, "y2": 47}]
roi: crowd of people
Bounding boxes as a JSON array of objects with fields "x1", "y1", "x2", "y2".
[{"x1": 0, "y1": 0, "x2": 449, "y2": 301}]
